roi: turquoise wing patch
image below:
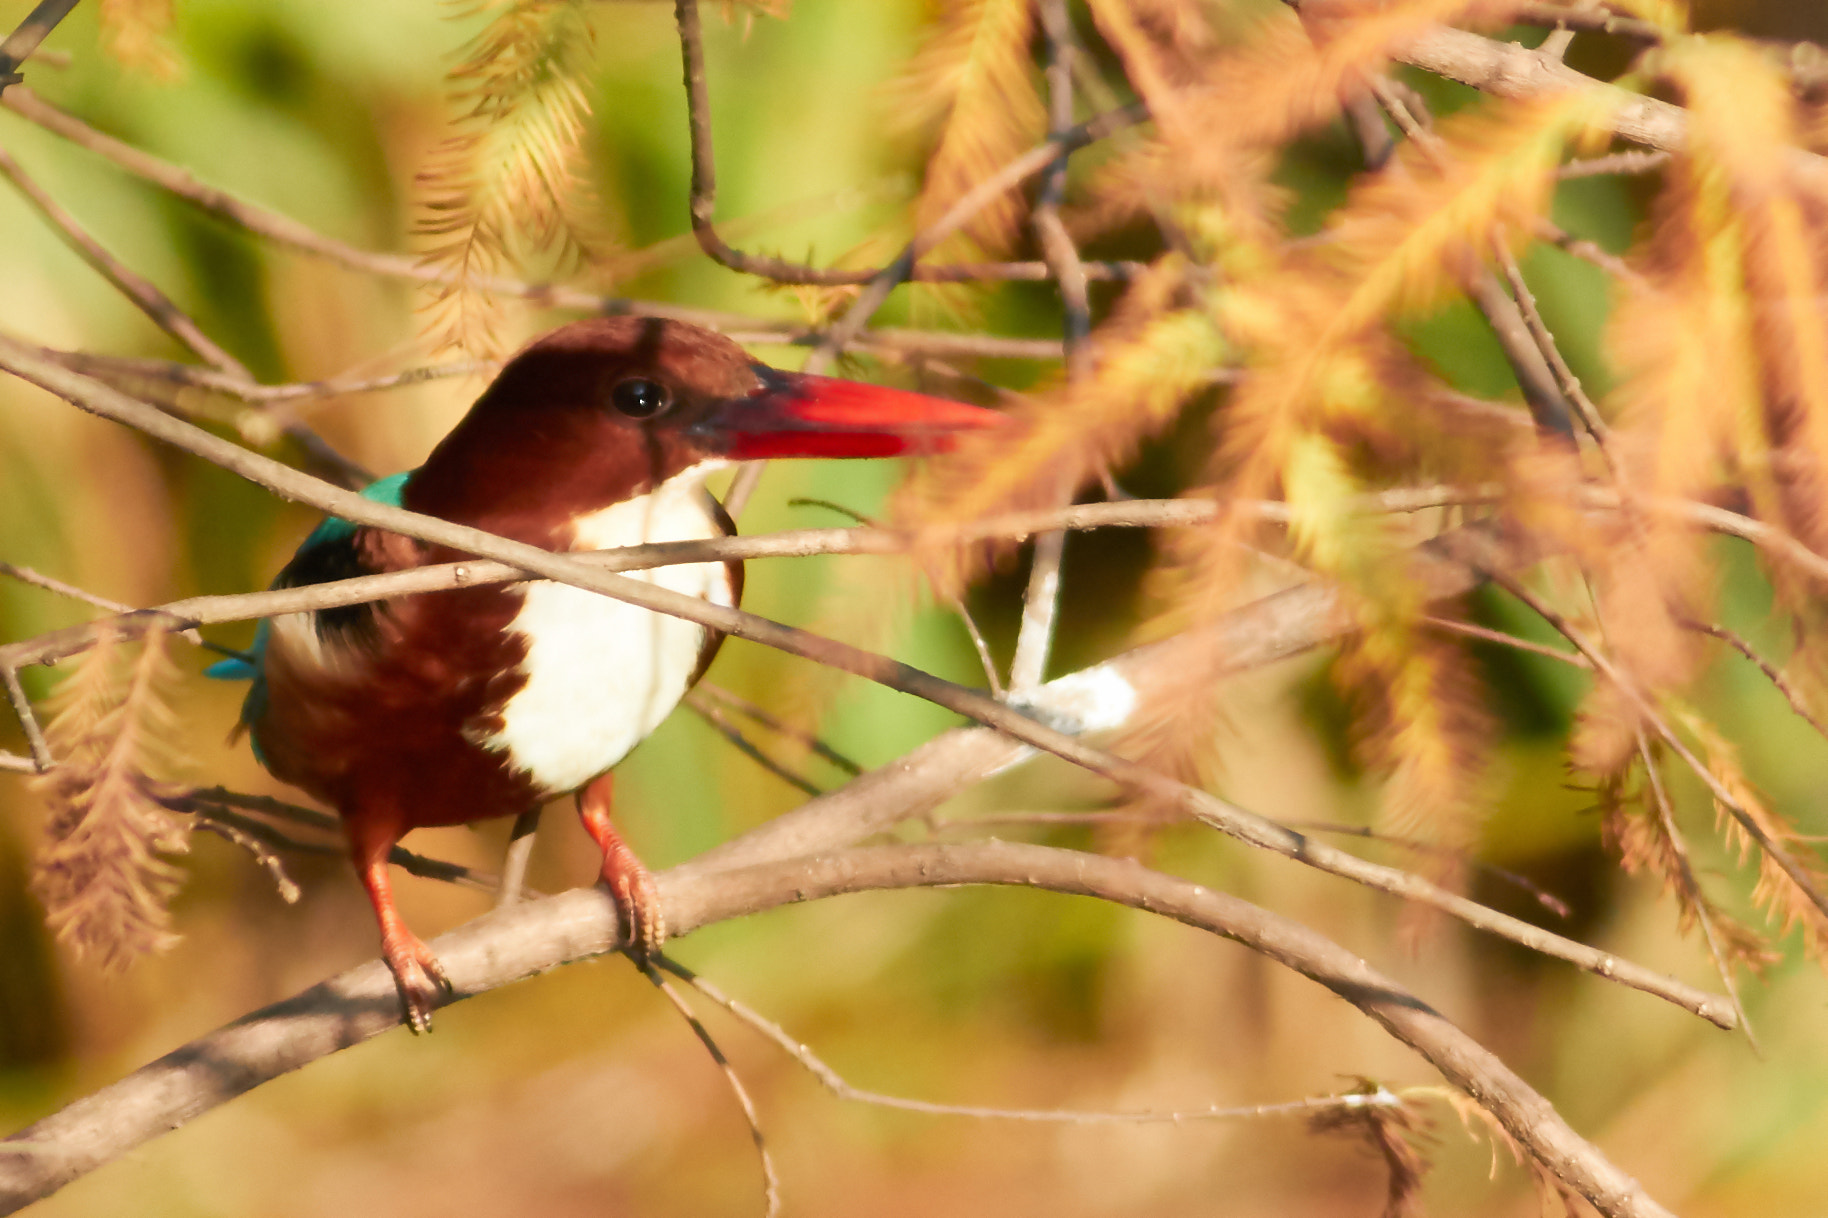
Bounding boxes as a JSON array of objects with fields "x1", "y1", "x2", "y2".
[{"x1": 294, "y1": 470, "x2": 413, "y2": 554}]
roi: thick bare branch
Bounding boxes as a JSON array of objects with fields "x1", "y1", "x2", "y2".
[{"x1": 0, "y1": 842, "x2": 1676, "y2": 1218}]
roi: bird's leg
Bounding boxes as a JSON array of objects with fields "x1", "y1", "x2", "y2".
[
  {"x1": 347, "y1": 813, "x2": 451, "y2": 1033},
  {"x1": 576, "y1": 773, "x2": 665, "y2": 960}
]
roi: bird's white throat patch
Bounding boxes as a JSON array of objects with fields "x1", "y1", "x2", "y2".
[{"x1": 476, "y1": 462, "x2": 735, "y2": 793}]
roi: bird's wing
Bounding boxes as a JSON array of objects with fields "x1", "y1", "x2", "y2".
[{"x1": 204, "y1": 472, "x2": 417, "y2": 754}]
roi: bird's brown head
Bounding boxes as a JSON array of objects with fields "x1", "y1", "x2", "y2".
[{"x1": 403, "y1": 317, "x2": 1002, "y2": 531}]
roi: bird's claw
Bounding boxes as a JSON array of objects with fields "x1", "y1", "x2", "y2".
[
  {"x1": 383, "y1": 937, "x2": 452, "y2": 1034},
  {"x1": 604, "y1": 861, "x2": 666, "y2": 965}
]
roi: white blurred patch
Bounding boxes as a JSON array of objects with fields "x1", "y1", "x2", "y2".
[{"x1": 1020, "y1": 664, "x2": 1138, "y2": 735}]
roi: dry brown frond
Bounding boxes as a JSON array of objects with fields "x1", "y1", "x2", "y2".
[
  {"x1": 1434, "y1": 1087, "x2": 1582, "y2": 1216},
  {"x1": 1596, "y1": 531, "x2": 1710, "y2": 704},
  {"x1": 1309, "y1": 1083, "x2": 1431, "y2": 1218},
  {"x1": 1121, "y1": 86, "x2": 1603, "y2": 789},
  {"x1": 1639, "y1": 38, "x2": 1828, "y2": 552},
  {"x1": 98, "y1": 0, "x2": 182, "y2": 78},
  {"x1": 898, "y1": 257, "x2": 1221, "y2": 597},
  {"x1": 1170, "y1": 0, "x2": 1526, "y2": 157},
  {"x1": 1206, "y1": 90, "x2": 1606, "y2": 540},
  {"x1": 1122, "y1": 0, "x2": 1214, "y2": 59},
  {"x1": 415, "y1": 0, "x2": 607, "y2": 354},
  {"x1": 1077, "y1": 1, "x2": 1528, "y2": 254},
  {"x1": 887, "y1": 0, "x2": 1045, "y2": 258},
  {"x1": 1598, "y1": 766, "x2": 1776, "y2": 972},
  {"x1": 1338, "y1": 621, "x2": 1495, "y2": 858},
  {"x1": 1680, "y1": 711, "x2": 1828, "y2": 957},
  {"x1": 29, "y1": 625, "x2": 192, "y2": 969},
  {"x1": 1330, "y1": 95, "x2": 1616, "y2": 332},
  {"x1": 1569, "y1": 680, "x2": 1641, "y2": 781}
]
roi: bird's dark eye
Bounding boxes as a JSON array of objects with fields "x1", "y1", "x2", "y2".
[{"x1": 609, "y1": 377, "x2": 671, "y2": 419}]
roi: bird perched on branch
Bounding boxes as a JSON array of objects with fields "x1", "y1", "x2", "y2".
[{"x1": 209, "y1": 317, "x2": 1000, "y2": 1031}]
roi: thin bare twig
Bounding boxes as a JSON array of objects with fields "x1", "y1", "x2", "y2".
[
  {"x1": 693, "y1": 683, "x2": 863, "y2": 776},
  {"x1": 188, "y1": 810, "x2": 303, "y2": 904},
  {"x1": 14, "y1": 487, "x2": 1799, "y2": 681},
  {"x1": 685, "y1": 693, "x2": 825, "y2": 798},
  {"x1": 1287, "y1": 820, "x2": 1573, "y2": 919},
  {"x1": 643, "y1": 963, "x2": 781, "y2": 1218},
  {"x1": 1421, "y1": 614, "x2": 1592, "y2": 668},
  {"x1": 1533, "y1": 218, "x2": 1647, "y2": 290},
  {"x1": 0, "y1": 561, "x2": 211, "y2": 649},
  {"x1": 21, "y1": 350, "x2": 498, "y2": 408},
  {"x1": 1558, "y1": 149, "x2": 1670, "y2": 179},
  {"x1": 673, "y1": 0, "x2": 1136, "y2": 289},
  {"x1": 1008, "y1": 0, "x2": 1088, "y2": 696},
  {"x1": 1682, "y1": 619, "x2": 1828, "y2": 742},
  {"x1": 164, "y1": 787, "x2": 499, "y2": 893},
  {"x1": 0, "y1": 147, "x2": 251, "y2": 379},
  {"x1": 781, "y1": 495, "x2": 1005, "y2": 695},
  {"x1": 0, "y1": 89, "x2": 1102, "y2": 362},
  {"x1": 1491, "y1": 236, "x2": 1618, "y2": 466},
  {"x1": 1, "y1": 562, "x2": 136, "y2": 614},
  {"x1": 1, "y1": 664, "x2": 49, "y2": 771},
  {"x1": 1472, "y1": 556, "x2": 1828, "y2": 927},
  {"x1": 1510, "y1": 2, "x2": 1663, "y2": 41},
  {"x1": 657, "y1": 953, "x2": 1404, "y2": 1125},
  {"x1": 1633, "y1": 730, "x2": 1758, "y2": 1048},
  {"x1": 811, "y1": 100, "x2": 1150, "y2": 365}
]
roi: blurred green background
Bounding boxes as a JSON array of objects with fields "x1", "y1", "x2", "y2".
[{"x1": 2, "y1": 1, "x2": 1827, "y2": 1214}]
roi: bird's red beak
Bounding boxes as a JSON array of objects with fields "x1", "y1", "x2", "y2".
[{"x1": 700, "y1": 366, "x2": 1003, "y2": 460}]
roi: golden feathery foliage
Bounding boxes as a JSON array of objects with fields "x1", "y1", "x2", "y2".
[
  {"x1": 888, "y1": 0, "x2": 1045, "y2": 259},
  {"x1": 1597, "y1": 35, "x2": 1828, "y2": 778},
  {"x1": 28, "y1": 624, "x2": 191, "y2": 969},
  {"x1": 416, "y1": 0, "x2": 607, "y2": 354},
  {"x1": 1598, "y1": 760, "x2": 1778, "y2": 973},
  {"x1": 1337, "y1": 624, "x2": 1493, "y2": 855},
  {"x1": 96, "y1": 0, "x2": 182, "y2": 78},
  {"x1": 1434, "y1": 1088, "x2": 1583, "y2": 1216},
  {"x1": 900, "y1": 256, "x2": 1222, "y2": 597},
  {"x1": 1680, "y1": 712, "x2": 1828, "y2": 958},
  {"x1": 1614, "y1": 38, "x2": 1828, "y2": 549},
  {"x1": 1131, "y1": 93, "x2": 1608, "y2": 820}
]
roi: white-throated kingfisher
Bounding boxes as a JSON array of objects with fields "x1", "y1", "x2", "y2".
[{"x1": 211, "y1": 317, "x2": 1001, "y2": 1031}]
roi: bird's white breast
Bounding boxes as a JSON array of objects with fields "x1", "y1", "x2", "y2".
[{"x1": 476, "y1": 464, "x2": 734, "y2": 794}]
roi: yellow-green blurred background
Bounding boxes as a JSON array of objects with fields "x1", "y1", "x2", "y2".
[{"x1": 3, "y1": 1, "x2": 1828, "y2": 1214}]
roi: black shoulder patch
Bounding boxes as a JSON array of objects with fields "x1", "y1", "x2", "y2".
[{"x1": 274, "y1": 532, "x2": 381, "y2": 648}]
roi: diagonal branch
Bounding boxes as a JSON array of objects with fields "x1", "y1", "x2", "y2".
[
  {"x1": 0, "y1": 146, "x2": 251, "y2": 379},
  {"x1": 0, "y1": 344, "x2": 1735, "y2": 1025},
  {"x1": 0, "y1": 0, "x2": 79, "y2": 90}
]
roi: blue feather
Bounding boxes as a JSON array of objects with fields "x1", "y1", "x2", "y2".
[{"x1": 291, "y1": 470, "x2": 413, "y2": 557}]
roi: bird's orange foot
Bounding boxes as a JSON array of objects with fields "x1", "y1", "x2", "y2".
[
  {"x1": 382, "y1": 934, "x2": 453, "y2": 1034},
  {"x1": 602, "y1": 850, "x2": 666, "y2": 964}
]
